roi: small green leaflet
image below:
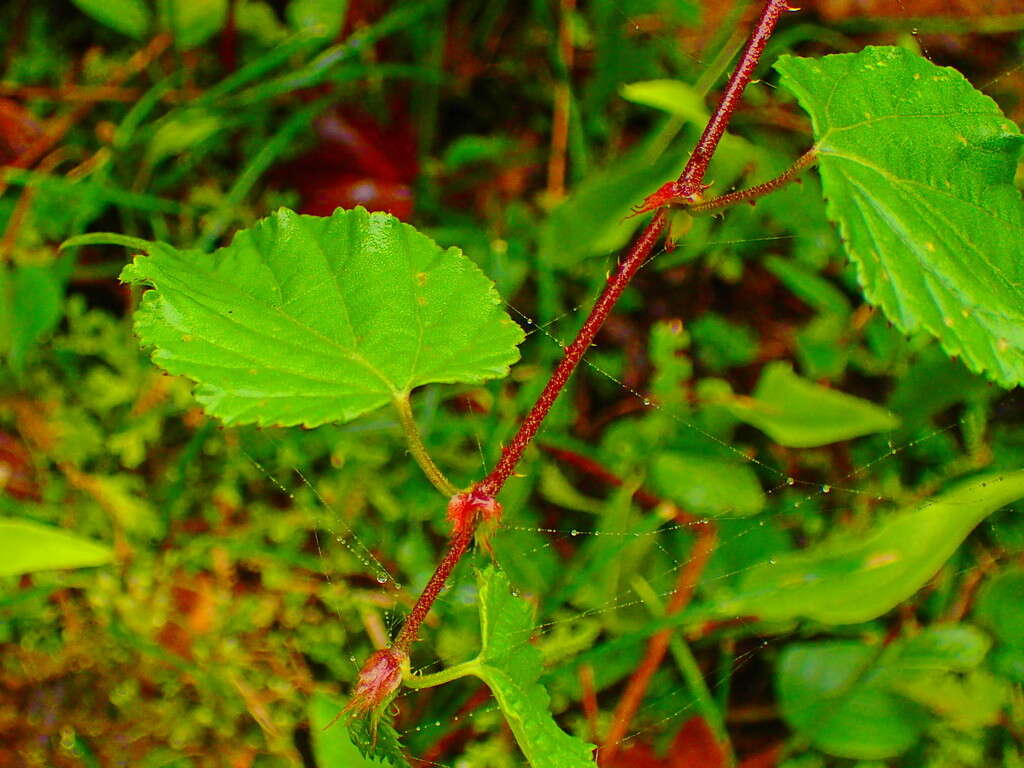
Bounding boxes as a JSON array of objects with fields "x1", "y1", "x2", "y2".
[
  {"x1": 651, "y1": 452, "x2": 764, "y2": 517},
  {"x1": 307, "y1": 693, "x2": 391, "y2": 768},
  {"x1": 718, "y1": 470, "x2": 1024, "y2": 624},
  {"x1": 777, "y1": 626, "x2": 1004, "y2": 759},
  {"x1": 775, "y1": 47, "x2": 1024, "y2": 387},
  {"x1": 728, "y1": 362, "x2": 898, "y2": 447},
  {"x1": 0, "y1": 518, "x2": 113, "y2": 577},
  {"x1": 411, "y1": 568, "x2": 596, "y2": 768},
  {"x1": 69, "y1": 207, "x2": 524, "y2": 428},
  {"x1": 474, "y1": 568, "x2": 596, "y2": 768}
]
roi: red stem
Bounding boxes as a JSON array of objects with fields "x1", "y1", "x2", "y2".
[
  {"x1": 392, "y1": 525, "x2": 475, "y2": 653},
  {"x1": 386, "y1": 0, "x2": 791, "y2": 661},
  {"x1": 676, "y1": 0, "x2": 790, "y2": 196}
]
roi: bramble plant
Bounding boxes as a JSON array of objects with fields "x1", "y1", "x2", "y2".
[{"x1": 6, "y1": 0, "x2": 1024, "y2": 766}]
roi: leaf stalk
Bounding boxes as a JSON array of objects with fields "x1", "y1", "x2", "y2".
[{"x1": 393, "y1": 395, "x2": 458, "y2": 496}]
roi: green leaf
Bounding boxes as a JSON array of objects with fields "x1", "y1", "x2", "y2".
[
  {"x1": 650, "y1": 452, "x2": 764, "y2": 517},
  {"x1": 728, "y1": 362, "x2": 899, "y2": 447},
  {"x1": 98, "y1": 207, "x2": 522, "y2": 428},
  {"x1": 146, "y1": 110, "x2": 225, "y2": 166},
  {"x1": 721, "y1": 470, "x2": 1024, "y2": 624},
  {"x1": 538, "y1": 145, "x2": 686, "y2": 268},
  {"x1": 70, "y1": 0, "x2": 151, "y2": 38},
  {"x1": 287, "y1": 0, "x2": 349, "y2": 38},
  {"x1": 307, "y1": 693, "x2": 391, "y2": 768},
  {"x1": 0, "y1": 518, "x2": 113, "y2": 577},
  {"x1": 0, "y1": 263, "x2": 65, "y2": 375},
  {"x1": 689, "y1": 313, "x2": 758, "y2": 372},
  {"x1": 776, "y1": 47, "x2": 1024, "y2": 387},
  {"x1": 778, "y1": 626, "x2": 1004, "y2": 759},
  {"x1": 163, "y1": 0, "x2": 229, "y2": 48},
  {"x1": 620, "y1": 79, "x2": 708, "y2": 123},
  {"x1": 974, "y1": 567, "x2": 1024, "y2": 649},
  {"x1": 777, "y1": 640, "x2": 929, "y2": 759},
  {"x1": 346, "y1": 715, "x2": 410, "y2": 768},
  {"x1": 472, "y1": 567, "x2": 596, "y2": 768}
]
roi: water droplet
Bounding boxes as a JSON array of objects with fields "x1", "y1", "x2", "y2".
[
  {"x1": 376, "y1": 573, "x2": 388, "y2": 584},
  {"x1": 768, "y1": 558, "x2": 777, "y2": 565},
  {"x1": 570, "y1": 529, "x2": 579, "y2": 537},
  {"x1": 821, "y1": 484, "x2": 831, "y2": 493},
  {"x1": 786, "y1": 476, "x2": 795, "y2": 486},
  {"x1": 349, "y1": 655, "x2": 357, "y2": 662},
  {"x1": 642, "y1": 398, "x2": 651, "y2": 406}
]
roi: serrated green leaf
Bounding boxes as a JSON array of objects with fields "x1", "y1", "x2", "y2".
[
  {"x1": 721, "y1": 470, "x2": 1024, "y2": 624},
  {"x1": 775, "y1": 46, "x2": 1024, "y2": 387},
  {"x1": 728, "y1": 362, "x2": 898, "y2": 447},
  {"x1": 70, "y1": 0, "x2": 151, "y2": 38},
  {"x1": 0, "y1": 518, "x2": 113, "y2": 577},
  {"x1": 346, "y1": 715, "x2": 410, "y2": 768},
  {"x1": 473, "y1": 567, "x2": 596, "y2": 768},
  {"x1": 650, "y1": 452, "x2": 764, "y2": 517},
  {"x1": 92, "y1": 207, "x2": 521, "y2": 428}
]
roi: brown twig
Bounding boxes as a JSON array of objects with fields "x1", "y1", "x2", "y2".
[
  {"x1": 599, "y1": 521, "x2": 717, "y2": 764},
  {"x1": 0, "y1": 33, "x2": 171, "y2": 199},
  {"x1": 546, "y1": 0, "x2": 576, "y2": 200}
]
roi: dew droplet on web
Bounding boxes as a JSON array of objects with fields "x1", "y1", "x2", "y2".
[
  {"x1": 376, "y1": 573, "x2": 388, "y2": 584},
  {"x1": 821, "y1": 484, "x2": 831, "y2": 493},
  {"x1": 642, "y1": 398, "x2": 651, "y2": 406},
  {"x1": 570, "y1": 529, "x2": 579, "y2": 537},
  {"x1": 786, "y1": 476, "x2": 795, "y2": 486}
]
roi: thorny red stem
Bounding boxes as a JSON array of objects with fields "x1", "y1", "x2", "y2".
[
  {"x1": 380, "y1": 0, "x2": 792, "y2": 670},
  {"x1": 392, "y1": 524, "x2": 475, "y2": 653},
  {"x1": 677, "y1": 0, "x2": 790, "y2": 196}
]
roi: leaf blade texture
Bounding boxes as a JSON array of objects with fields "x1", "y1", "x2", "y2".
[
  {"x1": 116, "y1": 207, "x2": 524, "y2": 427},
  {"x1": 776, "y1": 46, "x2": 1024, "y2": 387},
  {"x1": 473, "y1": 567, "x2": 596, "y2": 768}
]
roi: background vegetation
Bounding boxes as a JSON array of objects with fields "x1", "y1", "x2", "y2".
[{"x1": 1, "y1": 1, "x2": 1023, "y2": 766}]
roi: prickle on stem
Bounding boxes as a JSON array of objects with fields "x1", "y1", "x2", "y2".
[{"x1": 628, "y1": 179, "x2": 711, "y2": 218}]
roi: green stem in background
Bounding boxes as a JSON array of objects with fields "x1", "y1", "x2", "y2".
[
  {"x1": 667, "y1": 635, "x2": 733, "y2": 763},
  {"x1": 404, "y1": 658, "x2": 480, "y2": 689},
  {"x1": 686, "y1": 148, "x2": 818, "y2": 216},
  {"x1": 393, "y1": 395, "x2": 458, "y2": 497}
]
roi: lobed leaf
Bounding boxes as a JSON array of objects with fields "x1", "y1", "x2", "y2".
[
  {"x1": 720, "y1": 470, "x2": 1024, "y2": 624},
  {"x1": 776, "y1": 47, "x2": 1024, "y2": 387},
  {"x1": 79, "y1": 207, "x2": 523, "y2": 428}
]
